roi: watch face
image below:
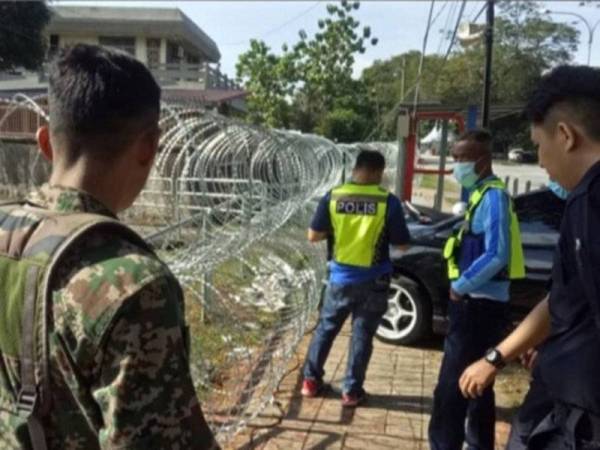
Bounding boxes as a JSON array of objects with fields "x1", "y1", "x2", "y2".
[{"x1": 485, "y1": 348, "x2": 503, "y2": 367}]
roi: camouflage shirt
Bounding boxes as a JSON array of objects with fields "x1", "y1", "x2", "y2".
[{"x1": 1, "y1": 185, "x2": 217, "y2": 450}]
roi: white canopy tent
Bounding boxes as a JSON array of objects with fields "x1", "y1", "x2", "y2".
[{"x1": 420, "y1": 123, "x2": 457, "y2": 145}]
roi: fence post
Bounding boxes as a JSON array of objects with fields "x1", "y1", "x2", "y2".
[
  {"x1": 513, "y1": 178, "x2": 519, "y2": 196},
  {"x1": 434, "y1": 120, "x2": 449, "y2": 211},
  {"x1": 525, "y1": 180, "x2": 531, "y2": 193}
]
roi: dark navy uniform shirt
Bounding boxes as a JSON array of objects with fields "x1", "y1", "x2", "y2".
[{"x1": 538, "y1": 160, "x2": 600, "y2": 415}]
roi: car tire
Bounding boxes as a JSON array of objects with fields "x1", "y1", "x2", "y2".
[{"x1": 375, "y1": 275, "x2": 432, "y2": 346}]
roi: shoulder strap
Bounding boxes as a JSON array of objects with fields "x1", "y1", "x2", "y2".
[
  {"x1": 19, "y1": 214, "x2": 151, "y2": 450},
  {"x1": 466, "y1": 180, "x2": 507, "y2": 220}
]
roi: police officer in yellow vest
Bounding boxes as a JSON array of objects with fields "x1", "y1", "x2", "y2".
[
  {"x1": 301, "y1": 150, "x2": 410, "y2": 407},
  {"x1": 429, "y1": 129, "x2": 525, "y2": 450}
]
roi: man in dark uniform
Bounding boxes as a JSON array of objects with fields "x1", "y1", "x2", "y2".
[{"x1": 458, "y1": 65, "x2": 600, "y2": 449}]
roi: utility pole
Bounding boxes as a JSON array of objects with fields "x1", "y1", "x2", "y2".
[
  {"x1": 401, "y1": 56, "x2": 406, "y2": 100},
  {"x1": 481, "y1": 0, "x2": 494, "y2": 129}
]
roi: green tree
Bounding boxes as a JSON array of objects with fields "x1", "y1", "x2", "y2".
[
  {"x1": 316, "y1": 108, "x2": 370, "y2": 143},
  {"x1": 235, "y1": 1, "x2": 377, "y2": 141},
  {"x1": 291, "y1": 1, "x2": 377, "y2": 127},
  {"x1": 0, "y1": 1, "x2": 50, "y2": 71},
  {"x1": 362, "y1": 1, "x2": 579, "y2": 147},
  {"x1": 435, "y1": 1, "x2": 578, "y2": 105},
  {"x1": 362, "y1": 51, "x2": 445, "y2": 139},
  {"x1": 236, "y1": 40, "x2": 297, "y2": 128}
]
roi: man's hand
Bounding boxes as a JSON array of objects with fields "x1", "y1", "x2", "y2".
[
  {"x1": 307, "y1": 229, "x2": 328, "y2": 242},
  {"x1": 450, "y1": 288, "x2": 463, "y2": 302},
  {"x1": 459, "y1": 358, "x2": 498, "y2": 399},
  {"x1": 518, "y1": 348, "x2": 539, "y2": 371}
]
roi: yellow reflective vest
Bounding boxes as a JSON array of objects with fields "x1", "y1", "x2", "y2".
[
  {"x1": 443, "y1": 178, "x2": 525, "y2": 281},
  {"x1": 328, "y1": 183, "x2": 389, "y2": 268}
]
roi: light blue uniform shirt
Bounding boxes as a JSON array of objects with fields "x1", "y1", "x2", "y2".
[{"x1": 451, "y1": 177, "x2": 511, "y2": 302}]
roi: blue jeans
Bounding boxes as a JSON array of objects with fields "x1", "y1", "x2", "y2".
[
  {"x1": 429, "y1": 297, "x2": 509, "y2": 450},
  {"x1": 303, "y1": 276, "x2": 389, "y2": 395}
]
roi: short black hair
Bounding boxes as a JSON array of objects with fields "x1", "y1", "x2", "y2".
[
  {"x1": 525, "y1": 65, "x2": 600, "y2": 142},
  {"x1": 354, "y1": 149, "x2": 385, "y2": 171},
  {"x1": 48, "y1": 44, "x2": 161, "y2": 160},
  {"x1": 457, "y1": 128, "x2": 492, "y2": 145}
]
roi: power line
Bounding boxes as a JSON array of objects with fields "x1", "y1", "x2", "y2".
[
  {"x1": 222, "y1": 1, "x2": 322, "y2": 47},
  {"x1": 365, "y1": 0, "x2": 467, "y2": 140},
  {"x1": 442, "y1": 0, "x2": 467, "y2": 62},
  {"x1": 412, "y1": 0, "x2": 437, "y2": 114},
  {"x1": 431, "y1": 0, "x2": 451, "y2": 28},
  {"x1": 436, "y1": 0, "x2": 457, "y2": 55},
  {"x1": 473, "y1": 2, "x2": 487, "y2": 22},
  {"x1": 363, "y1": 0, "x2": 437, "y2": 140},
  {"x1": 466, "y1": 1, "x2": 482, "y2": 21}
]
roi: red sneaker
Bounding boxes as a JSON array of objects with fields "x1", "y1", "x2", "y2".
[
  {"x1": 301, "y1": 379, "x2": 322, "y2": 397},
  {"x1": 341, "y1": 391, "x2": 365, "y2": 408}
]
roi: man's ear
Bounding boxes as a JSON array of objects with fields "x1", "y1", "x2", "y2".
[
  {"x1": 135, "y1": 127, "x2": 160, "y2": 167},
  {"x1": 36, "y1": 126, "x2": 53, "y2": 162},
  {"x1": 556, "y1": 121, "x2": 577, "y2": 153}
]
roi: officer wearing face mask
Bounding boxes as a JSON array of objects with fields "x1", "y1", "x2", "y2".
[{"x1": 429, "y1": 129, "x2": 525, "y2": 450}]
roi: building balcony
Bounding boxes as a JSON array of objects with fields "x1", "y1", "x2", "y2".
[
  {"x1": 149, "y1": 62, "x2": 241, "y2": 90},
  {"x1": 14, "y1": 60, "x2": 240, "y2": 92}
]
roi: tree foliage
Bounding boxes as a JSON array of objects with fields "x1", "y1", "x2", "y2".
[
  {"x1": 0, "y1": 1, "x2": 51, "y2": 71},
  {"x1": 237, "y1": 0, "x2": 580, "y2": 148},
  {"x1": 236, "y1": 1, "x2": 376, "y2": 139},
  {"x1": 235, "y1": 40, "x2": 296, "y2": 127},
  {"x1": 362, "y1": 0, "x2": 579, "y2": 148}
]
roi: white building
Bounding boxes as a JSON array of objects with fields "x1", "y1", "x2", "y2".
[{"x1": 0, "y1": 6, "x2": 246, "y2": 113}]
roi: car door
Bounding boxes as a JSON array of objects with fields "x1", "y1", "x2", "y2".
[{"x1": 509, "y1": 189, "x2": 565, "y2": 319}]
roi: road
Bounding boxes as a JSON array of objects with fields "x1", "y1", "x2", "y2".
[{"x1": 418, "y1": 155, "x2": 548, "y2": 194}]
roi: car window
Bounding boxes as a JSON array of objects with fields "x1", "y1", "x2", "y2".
[{"x1": 514, "y1": 189, "x2": 564, "y2": 246}]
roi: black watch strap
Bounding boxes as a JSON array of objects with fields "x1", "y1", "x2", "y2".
[{"x1": 484, "y1": 348, "x2": 506, "y2": 369}]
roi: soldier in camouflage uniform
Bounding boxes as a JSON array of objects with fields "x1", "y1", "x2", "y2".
[{"x1": 0, "y1": 45, "x2": 217, "y2": 449}]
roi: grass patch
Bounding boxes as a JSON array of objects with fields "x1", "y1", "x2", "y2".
[{"x1": 418, "y1": 174, "x2": 460, "y2": 193}]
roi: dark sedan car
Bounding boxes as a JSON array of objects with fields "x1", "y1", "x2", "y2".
[{"x1": 377, "y1": 188, "x2": 564, "y2": 345}]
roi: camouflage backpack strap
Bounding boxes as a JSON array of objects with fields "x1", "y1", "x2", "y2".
[{"x1": 16, "y1": 208, "x2": 152, "y2": 450}]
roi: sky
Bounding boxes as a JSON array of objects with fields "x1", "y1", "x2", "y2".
[{"x1": 53, "y1": 1, "x2": 600, "y2": 80}]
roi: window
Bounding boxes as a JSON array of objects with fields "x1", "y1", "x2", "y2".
[
  {"x1": 98, "y1": 36, "x2": 136, "y2": 56},
  {"x1": 147, "y1": 38, "x2": 160, "y2": 68},
  {"x1": 514, "y1": 189, "x2": 564, "y2": 235},
  {"x1": 166, "y1": 41, "x2": 182, "y2": 64},
  {"x1": 185, "y1": 52, "x2": 200, "y2": 65}
]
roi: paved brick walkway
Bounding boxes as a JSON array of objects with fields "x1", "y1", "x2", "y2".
[{"x1": 229, "y1": 323, "x2": 528, "y2": 450}]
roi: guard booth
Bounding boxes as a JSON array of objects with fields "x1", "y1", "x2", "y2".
[{"x1": 395, "y1": 109, "x2": 466, "y2": 212}]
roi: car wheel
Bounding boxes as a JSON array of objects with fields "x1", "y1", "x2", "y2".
[{"x1": 376, "y1": 275, "x2": 432, "y2": 345}]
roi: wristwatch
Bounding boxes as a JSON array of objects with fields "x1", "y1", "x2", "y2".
[{"x1": 484, "y1": 348, "x2": 506, "y2": 369}]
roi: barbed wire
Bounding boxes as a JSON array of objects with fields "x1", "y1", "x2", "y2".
[{"x1": 0, "y1": 95, "x2": 391, "y2": 445}]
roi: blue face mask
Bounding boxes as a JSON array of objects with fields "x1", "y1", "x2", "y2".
[
  {"x1": 453, "y1": 162, "x2": 479, "y2": 189},
  {"x1": 548, "y1": 180, "x2": 569, "y2": 200}
]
